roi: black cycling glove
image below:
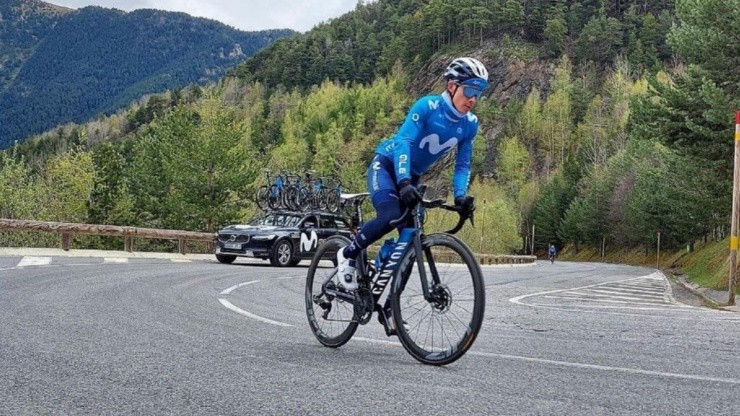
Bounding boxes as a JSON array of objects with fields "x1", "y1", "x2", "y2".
[
  {"x1": 398, "y1": 180, "x2": 421, "y2": 207},
  {"x1": 455, "y1": 196, "x2": 476, "y2": 217}
]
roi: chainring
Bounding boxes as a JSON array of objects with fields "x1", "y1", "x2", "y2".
[{"x1": 353, "y1": 287, "x2": 374, "y2": 325}]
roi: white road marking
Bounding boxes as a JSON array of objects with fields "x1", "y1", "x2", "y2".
[
  {"x1": 221, "y1": 280, "x2": 260, "y2": 295},
  {"x1": 541, "y1": 295, "x2": 688, "y2": 308},
  {"x1": 503, "y1": 272, "x2": 740, "y2": 318},
  {"x1": 104, "y1": 258, "x2": 129, "y2": 263},
  {"x1": 556, "y1": 291, "x2": 665, "y2": 302},
  {"x1": 473, "y1": 351, "x2": 740, "y2": 385},
  {"x1": 16, "y1": 256, "x2": 52, "y2": 267},
  {"x1": 353, "y1": 337, "x2": 740, "y2": 385},
  {"x1": 509, "y1": 272, "x2": 682, "y2": 309},
  {"x1": 218, "y1": 298, "x2": 292, "y2": 327},
  {"x1": 218, "y1": 280, "x2": 292, "y2": 327},
  {"x1": 170, "y1": 259, "x2": 192, "y2": 263},
  {"x1": 581, "y1": 288, "x2": 665, "y2": 298}
]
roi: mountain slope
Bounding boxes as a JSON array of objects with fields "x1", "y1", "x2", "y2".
[
  {"x1": 0, "y1": 1, "x2": 295, "y2": 148},
  {"x1": 0, "y1": 0, "x2": 72, "y2": 89}
]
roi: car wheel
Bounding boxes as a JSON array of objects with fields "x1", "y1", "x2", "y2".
[
  {"x1": 288, "y1": 258, "x2": 301, "y2": 267},
  {"x1": 216, "y1": 254, "x2": 236, "y2": 264},
  {"x1": 270, "y1": 239, "x2": 293, "y2": 267}
]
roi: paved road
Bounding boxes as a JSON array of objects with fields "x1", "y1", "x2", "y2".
[{"x1": 1, "y1": 255, "x2": 738, "y2": 415}]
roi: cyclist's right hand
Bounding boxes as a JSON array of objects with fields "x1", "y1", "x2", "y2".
[{"x1": 398, "y1": 180, "x2": 421, "y2": 206}]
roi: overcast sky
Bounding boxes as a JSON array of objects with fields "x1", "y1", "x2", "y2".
[{"x1": 49, "y1": 1, "x2": 364, "y2": 32}]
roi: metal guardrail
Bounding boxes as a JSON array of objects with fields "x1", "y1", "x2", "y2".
[
  {"x1": 0, "y1": 219, "x2": 536, "y2": 263},
  {"x1": 477, "y1": 254, "x2": 537, "y2": 265},
  {"x1": 0, "y1": 219, "x2": 215, "y2": 254}
]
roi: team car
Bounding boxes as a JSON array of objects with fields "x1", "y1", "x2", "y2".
[{"x1": 214, "y1": 210, "x2": 353, "y2": 267}]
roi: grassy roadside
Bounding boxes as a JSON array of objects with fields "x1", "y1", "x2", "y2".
[{"x1": 559, "y1": 238, "x2": 738, "y2": 294}]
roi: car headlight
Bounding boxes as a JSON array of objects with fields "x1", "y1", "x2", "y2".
[{"x1": 252, "y1": 235, "x2": 276, "y2": 241}]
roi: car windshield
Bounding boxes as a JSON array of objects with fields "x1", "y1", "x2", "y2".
[{"x1": 250, "y1": 213, "x2": 301, "y2": 227}]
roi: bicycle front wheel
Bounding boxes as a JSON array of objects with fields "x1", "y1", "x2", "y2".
[
  {"x1": 305, "y1": 235, "x2": 358, "y2": 348},
  {"x1": 391, "y1": 233, "x2": 485, "y2": 365}
]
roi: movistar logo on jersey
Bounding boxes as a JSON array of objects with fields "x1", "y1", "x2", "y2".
[
  {"x1": 420, "y1": 134, "x2": 458, "y2": 155},
  {"x1": 428, "y1": 100, "x2": 440, "y2": 110}
]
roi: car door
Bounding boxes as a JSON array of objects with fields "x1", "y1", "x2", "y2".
[
  {"x1": 318, "y1": 215, "x2": 338, "y2": 243},
  {"x1": 332, "y1": 215, "x2": 353, "y2": 238},
  {"x1": 297, "y1": 214, "x2": 320, "y2": 258}
]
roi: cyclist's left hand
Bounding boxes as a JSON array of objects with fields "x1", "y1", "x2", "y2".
[{"x1": 454, "y1": 196, "x2": 475, "y2": 218}]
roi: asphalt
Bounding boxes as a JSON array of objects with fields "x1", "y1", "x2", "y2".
[{"x1": 1, "y1": 246, "x2": 737, "y2": 312}]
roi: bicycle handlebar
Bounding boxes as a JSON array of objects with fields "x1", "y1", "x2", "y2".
[{"x1": 389, "y1": 196, "x2": 475, "y2": 235}]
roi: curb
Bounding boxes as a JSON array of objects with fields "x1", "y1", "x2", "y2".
[
  {"x1": 0, "y1": 247, "x2": 214, "y2": 262},
  {"x1": 670, "y1": 273, "x2": 740, "y2": 313}
]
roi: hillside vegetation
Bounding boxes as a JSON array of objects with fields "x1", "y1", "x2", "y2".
[
  {"x1": 1, "y1": 0, "x2": 738, "y2": 292},
  {"x1": 0, "y1": 0, "x2": 295, "y2": 147}
]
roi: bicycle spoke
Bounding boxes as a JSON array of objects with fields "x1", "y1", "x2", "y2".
[
  {"x1": 306, "y1": 236, "x2": 358, "y2": 348},
  {"x1": 393, "y1": 234, "x2": 484, "y2": 365}
]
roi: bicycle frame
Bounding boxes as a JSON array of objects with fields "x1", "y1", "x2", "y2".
[
  {"x1": 320, "y1": 201, "x2": 437, "y2": 331},
  {"x1": 307, "y1": 189, "x2": 481, "y2": 364}
]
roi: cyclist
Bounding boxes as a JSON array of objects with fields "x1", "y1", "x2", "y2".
[
  {"x1": 548, "y1": 244, "x2": 557, "y2": 262},
  {"x1": 336, "y1": 57, "x2": 488, "y2": 290}
]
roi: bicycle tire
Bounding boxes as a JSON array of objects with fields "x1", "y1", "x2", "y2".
[
  {"x1": 299, "y1": 187, "x2": 313, "y2": 210},
  {"x1": 317, "y1": 188, "x2": 329, "y2": 211},
  {"x1": 267, "y1": 185, "x2": 281, "y2": 210},
  {"x1": 305, "y1": 235, "x2": 359, "y2": 348},
  {"x1": 284, "y1": 186, "x2": 299, "y2": 211},
  {"x1": 325, "y1": 190, "x2": 339, "y2": 213},
  {"x1": 391, "y1": 233, "x2": 485, "y2": 365},
  {"x1": 256, "y1": 186, "x2": 270, "y2": 210}
]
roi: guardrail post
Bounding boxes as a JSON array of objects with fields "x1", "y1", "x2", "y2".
[
  {"x1": 61, "y1": 232, "x2": 72, "y2": 251},
  {"x1": 124, "y1": 236, "x2": 133, "y2": 252},
  {"x1": 178, "y1": 238, "x2": 186, "y2": 254}
]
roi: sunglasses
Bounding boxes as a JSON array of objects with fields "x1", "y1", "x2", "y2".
[{"x1": 454, "y1": 83, "x2": 486, "y2": 100}]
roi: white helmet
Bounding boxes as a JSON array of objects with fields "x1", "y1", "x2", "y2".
[{"x1": 443, "y1": 57, "x2": 489, "y2": 83}]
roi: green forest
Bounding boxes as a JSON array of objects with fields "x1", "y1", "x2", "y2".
[{"x1": 1, "y1": 0, "x2": 739, "y2": 286}]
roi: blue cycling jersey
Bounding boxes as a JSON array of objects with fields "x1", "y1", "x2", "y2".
[{"x1": 374, "y1": 92, "x2": 479, "y2": 198}]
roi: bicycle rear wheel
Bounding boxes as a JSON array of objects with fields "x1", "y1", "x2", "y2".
[
  {"x1": 255, "y1": 186, "x2": 270, "y2": 210},
  {"x1": 267, "y1": 185, "x2": 281, "y2": 210},
  {"x1": 391, "y1": 233, "x2": 485, "y2": 365},
  {"x1": 325, "y1": 190, "x2": 339, "y2": 212},
  {"x1": 305, "y1": 235, "x2": 358, "y2": 347}
]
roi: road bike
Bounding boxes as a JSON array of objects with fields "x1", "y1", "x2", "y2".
[
  {"x1": 305, "y1": 187, "x2": 485, "y2": 365},
  {"x1": 255, "y1": 170, "x2": 286, "y2": 210}
]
